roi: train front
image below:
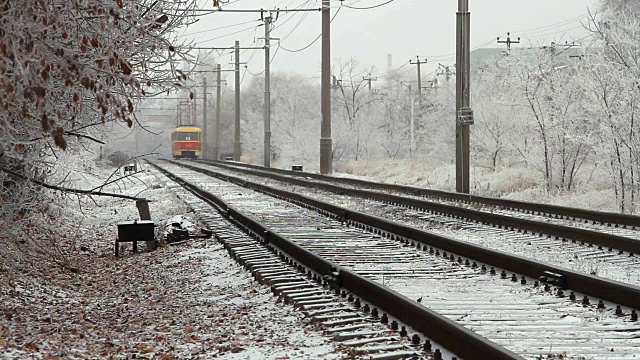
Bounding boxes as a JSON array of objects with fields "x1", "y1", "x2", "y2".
[{"x1": 171, "y1": 126, "x2": 202, "y2": 159}]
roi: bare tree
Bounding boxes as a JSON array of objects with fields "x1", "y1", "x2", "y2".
[{"x1": 332, "y1": 58, "x2": 378, "y2": 161}]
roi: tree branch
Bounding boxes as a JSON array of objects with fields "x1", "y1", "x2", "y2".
[{"x1": 1, "y1": 167, "x2": 147, "y2": 201}]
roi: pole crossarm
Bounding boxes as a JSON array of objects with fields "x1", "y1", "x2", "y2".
[
  {"x1": 497, "y1": 32, "x2": 520, "y2": 51},
  {"x1": 410, "y1": 56, "x2": 427, "y2": 104}
]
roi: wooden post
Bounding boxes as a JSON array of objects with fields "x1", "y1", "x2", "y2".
[{"x1": 136, "y1": 199, "x2": 156, "y2": 251}]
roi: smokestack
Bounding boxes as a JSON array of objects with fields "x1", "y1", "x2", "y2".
[{"x1": 387, "y1": 54, "x2": 393, "y2": 70}]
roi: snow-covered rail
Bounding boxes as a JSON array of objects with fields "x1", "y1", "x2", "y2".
[
  {"x1": 152, "y1": 159, "x2": 640, "y2": 360},
  {"x1": 186, "y1": 159, "x2": 640, "y2": 287},
  {"x1": 201, "y1": 159, "x2": 640, "y2": 237},
  {"x1": 150, "y1": 160, "x2": 518, "y2": 360}
]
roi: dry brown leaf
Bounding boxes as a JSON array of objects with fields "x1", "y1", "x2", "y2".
[{"x1": 23, "y1": 341, "x2": 39, "y2": 351}]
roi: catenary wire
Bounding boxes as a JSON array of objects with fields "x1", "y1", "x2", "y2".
[
  {"x1": 341, "y1": 0, "x2": 395, "y2": 10},
  {"x1": 279, "y1": 3, "x2": 342, "y2": 53}
]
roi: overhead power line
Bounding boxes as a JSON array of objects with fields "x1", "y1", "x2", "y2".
[
  {"x1": 179, "y1": 19, "x2": 261, "y2": 38},
  {"x1": 177, "y1": 8, "x2": 322, "y2": 13},
  {"x1": 341, "y1": 0, "x2": 396, "y2": 10},
  {"x1": 420, "y1": 13, "x2": 590, "y2": 61},
  {"x1": 279, "y1": 4, "x2": 342, "y2": 53},
  {"x1": 514, "y1": 14, "x2": 587, "y2": 35},
  {"x1": 196, "y1": 24, "x2": 263, "y2": 44}
]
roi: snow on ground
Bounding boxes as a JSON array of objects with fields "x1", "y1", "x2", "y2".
[
  {"x1": 335, "y1": 159, "x2": 622, "y2": 213},
  {"x1": 1, "y1": 163, "x2": 341, "y2": 359}
]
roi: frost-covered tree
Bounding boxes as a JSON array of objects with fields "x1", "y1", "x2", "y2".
[
  {"x1": 240, "y1": 73, "x2": 320, "y2": 169},
  {"x1": 332, "y1": 58, "x2": 378, "y2": 161},
  {"x1": 580, "y1": 0, "x2": 640, "y2": 211},
  {"x1": 0, "y1": 0, "x2": 197, "y2": 274}
]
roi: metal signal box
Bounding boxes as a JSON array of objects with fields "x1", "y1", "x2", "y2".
[
  {"x1": 117, "y1": 220, "x2": 155, "y2": 242},
  {"x1": 115, "y1": 220, "x2": 155, "y2": 257}
]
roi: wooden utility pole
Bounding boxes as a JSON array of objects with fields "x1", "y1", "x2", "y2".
[
  {"x1": 456, "y1": 0, "x2": 473, "y2": 194},
  {"x1": 410, "y1": 56, "x2": 427, "y2": 105},
  {"x1": 234, "y1": 40, "x2": 242, "y2": 161},
  {"x1": 320, "y1": 0, "x2": 332, "y2": 174},
  {"x1": 263, "y1": 16, "x2": 272, "y2": 167}
]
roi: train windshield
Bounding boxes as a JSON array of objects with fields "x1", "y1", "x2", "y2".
[{"x1": 175, "y1": 132, "x2": 199, "y2": 141}]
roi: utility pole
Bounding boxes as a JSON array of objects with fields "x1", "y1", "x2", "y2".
[
  {"x1": 541, "y1": 41, "x2": 580, "y2": 56},
  {"x1": 234, "y1": 40, "x2": 242, "y2": 161},
  {"x1": 320, "y1": 0, "x2": 332, "y2": 174},
  {"x1": 456, "y1": 0, "x2": 474, "y2": 194},
  {"x1": 363, "y1": 73, "x2": 378, "y2": 91},
  {"x1": 400, "y1": 81, "x2": 415, "y2": 157},
  {"x1": 410, "y1": 56, "x2": 427, "y2": 104},
  {"x1": 497, "y1": 32, "x2": 520, "y2": 51},
  {"x1": 202, "y1": 77, "x2": 208, "y2": 158},
  {"x1": 425, "y1": 79, "x2": 438, "y2": 92},
  {"x1": 263, "y1": 15, "x2": 272, "y2": 167},
  {"x1": 192, "y1": 89, "x2": 197, "y2": 127},
  {"x1": 438, "y1": 63, "x2": 454, "y2": 82},
  {"x1": 215, "y1": 63, "x2": 222, "y2": 160},
  {"x1": 409, "y1": 84, "x2": 415, "y2": 158}
]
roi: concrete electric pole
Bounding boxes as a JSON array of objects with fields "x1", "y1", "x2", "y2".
[
  {"x1": 409, "y1": 84, "x2": 415, "y2": 157},
  {"x1": 215, "y1": 63, "x2": 222, "y2": 160},
  {"x1": 410, "y1": 56, "x2": 427, "y2": 105},
  {"x1": 202, "y1": 77, "x2": 208, "y2": 158},
  {"x1": 234, "y1": 40, "x2": 242, "y2": 161},
  {"x1": 363, "y1": 73, "x2": 378, "y2": 91},
  {"x1": 320, "y1": 0, "x2": 332, "y2": 174},
  {"x1": 263, "y1": 16, "x2": 272, "y2": 167},
  {"x1": 456, "y1": 0, "x2": 474, "y2": 194},
  {"x1": 438, "y1": 63, "x2": 454, "y2": 82},
  {"x1": 497, "y1": 32, "x2": 520, "y2": 51}
]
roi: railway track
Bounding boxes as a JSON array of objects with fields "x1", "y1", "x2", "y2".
[
  {"x1": 188, "y1": 160, "x2": 640, "y2": 287},
  {"x1": 151, "y1": 159, "x2": 640, "y2": 360},
  {"x1": 153, "y1": 163, "x2": 497, "y2": 360},
  {"x1": 200, "y1": 159, "x2": 640, "y2": 238}
]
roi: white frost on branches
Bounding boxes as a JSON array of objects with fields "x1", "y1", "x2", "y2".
[{"x1": 0, "y1": 0, "x2": 198, "y2": 276}]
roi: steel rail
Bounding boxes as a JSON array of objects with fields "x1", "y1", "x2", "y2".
[
  {"x1": 168, "y1": 159, "x2": 640, "y2": 310},
  {"x1": 197, "y1": 160, "x2": 640, "y2": 254},
  {"x1": 202, "y1": 159, "x2": 640, "y2": 228},
  {"x1": 148, "y1": 160, "x2": 524, "y2": 360}
]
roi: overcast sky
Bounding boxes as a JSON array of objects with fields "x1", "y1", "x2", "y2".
[{"x1": 177, "y1": 0, "x2": 595, "y2": 86}]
